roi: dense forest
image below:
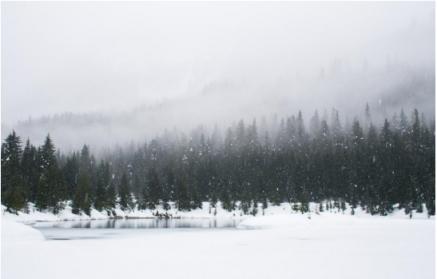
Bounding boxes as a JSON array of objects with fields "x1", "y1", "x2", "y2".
[{"x1": 1, "y1": 107, "x2": 435, "y2": 217}]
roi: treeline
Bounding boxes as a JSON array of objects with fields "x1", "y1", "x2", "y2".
[{"x1": 1, "y1": 107, "x2": 435, "y2": 216}]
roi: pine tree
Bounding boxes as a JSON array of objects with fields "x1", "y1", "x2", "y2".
[
  {"x1": 36, "y1": 135, "x2": 65, "y2": 213},
  {"x1": 62, "y1": 153, "x2": 79, "y2": 200},
  {"x1": 94, "y1": 161, "x2": 109, "y2": 211},
  {"x1": 364, "y1": 103, "x2": 372, "y2": 132},
  {"x1": 106, "y1": 178, "x2": 117, "y2": 210},
  {"x1": 309, "y1": 110, "x2": 321, "y2": 138},
  {"x1": 21, "y1": 139, "x2": 39, "y2": 203},
  {"x1": 378, "y1": 120, "x2": 395, "y2": 215},
  {"x1": 146, "y1": 167, "x2": 161, "y2": 209},
  {"x1": 175, "y1": 173, "x2": 191, "y2": 210},
  {"x1": 72, "y1": 145, "x2": 93, "y2": 215},
  {"x1": 1, "y1": 131, "x2": 26, "y2": 212},
  {"x1": 118, "y1": 173, "x2": 132, "y2": 211},
  {"x1": 72, "y1": 172, "x2": 92, "y2": 215}
]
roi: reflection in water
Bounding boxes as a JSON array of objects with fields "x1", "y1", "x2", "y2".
[
  {"x1": 34, "y1": 218, "x2": 239, "y2": 229},
  {"x1": 31, "y1": 218, "x2": 241, "y2": 240}
]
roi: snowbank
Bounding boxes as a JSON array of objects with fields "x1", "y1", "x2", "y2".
[
  {"x1": 1, "y1": 218, "x2": 44, "y2": 243},
  {"x1": 2, "y1": 201, "x2": 432, "y2": 226}
]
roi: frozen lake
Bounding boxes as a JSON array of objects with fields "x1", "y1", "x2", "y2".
[
  {"x1": 3, "y1": 213, "x2": 434, "y2": 279},
  {"x1": 31, "y1": 218, "x2": 242, "y2": 240}
]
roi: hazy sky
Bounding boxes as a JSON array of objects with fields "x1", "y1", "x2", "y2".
[{"x1": 2, "y1": 2, "x2": 434, "y2": 128}]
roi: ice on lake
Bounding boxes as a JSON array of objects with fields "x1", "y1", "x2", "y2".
[{"x1": 31, "y1": 218, "x2": 242, "y2": 240}]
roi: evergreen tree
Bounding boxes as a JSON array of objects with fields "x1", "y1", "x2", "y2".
[
  {"x1": 72, "y1": 172, "x2": 92, "y2": 215},
  {"x1": 94, "y1": 161, "x2": 110, "y2": 211},
  {"x1": 118, "y1": 173, "x2": 132, "y2": 211},
  {"x1": 1, "y1": 131, "x2": 26, "y2": 212},
  {"x1": 62, "y1": 153, "x2": 79, "y2": 200},
  {"x1": 146, "y1": 167, "x2": 161, "y2": 208},
  {"x1": 72, "y1": 145, "x2": 93, "y2": 215},
  {"x1": 36, "y1": 135, "x2": 65, "y2": 213},
  {"x1": 175, "y1": 173, "x2": 191, "y2": 210},
  {"x1": 21, "y1": 139, "x2": 39, "y2": 203},
  {"x1": 106, "y1": 178, "x2": 117, "y2": 210}
]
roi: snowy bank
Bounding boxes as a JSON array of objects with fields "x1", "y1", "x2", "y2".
[
  {"x1": 1, "y1": 218, "x2": 44, "y2": 243},
  {"x1": 2, "y1": 201, "x2": 432, "y2": 226}
]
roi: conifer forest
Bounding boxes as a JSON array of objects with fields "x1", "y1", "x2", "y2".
[{"x1": 2, "y1": 107, "x2": 434, "y2": 216}]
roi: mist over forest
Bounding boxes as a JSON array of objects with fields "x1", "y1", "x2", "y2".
[
  {"x1": 4, "y1": 61, "x2": 434, "y2": 153},
  {"x1": 1, "y1": 2, "x2": 434, "y2": 152}
]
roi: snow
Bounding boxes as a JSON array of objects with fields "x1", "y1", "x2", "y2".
[
  {"x1": 2, "y1": 203, "x2": 434, "y2": 279},
  {"x1": 4, "y1": 201, "x2": 432, "y2": 224},
  {"x1": 2, "y1": 204, "x2": 109, "y2": 223},
  {"x1": 1, "y1": 218, "x2": 44, "y2": 243}
]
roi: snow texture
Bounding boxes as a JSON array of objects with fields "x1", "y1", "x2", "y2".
[{"x1": 2, "y1": 203, "x2": 434, "y2": 279}]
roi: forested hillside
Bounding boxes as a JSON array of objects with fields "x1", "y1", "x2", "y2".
[{"x1": 2, "y1": 107, "x2": 434, "y2": 216}]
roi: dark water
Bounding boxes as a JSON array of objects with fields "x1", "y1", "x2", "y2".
[{"x1": 31, "y1": 218, "x2": 241, "y2": 240}]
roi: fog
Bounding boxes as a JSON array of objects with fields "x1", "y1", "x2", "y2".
[{"x1": 1, "y1": 2, "x2": 434, "y2": 151}]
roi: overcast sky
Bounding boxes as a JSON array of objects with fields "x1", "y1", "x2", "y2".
[{"x1": 2, "y1": 2, "x2": 434, "y2": 128}]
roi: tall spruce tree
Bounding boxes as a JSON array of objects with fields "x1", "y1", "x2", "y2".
[
  {"x1": 72, "y1": 145, "x2": 93, "y2": 215},
  {"x1": 94, "y1": 160, "x2": 110, "y2": 211},
  {"x1": 118, "y1": 173, "x2": 132, "y2": 210},
  {"x1": 21, "y1": 140, "x2": 40, "y2": 204},
  {"x1": 35, "y1": 135, "x2": 65, "y2": 213},
  {"x1": 1, "y1": 131, "x2": 26, "y2": 212}
]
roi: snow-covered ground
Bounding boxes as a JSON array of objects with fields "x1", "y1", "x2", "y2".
[
  {"x1": 2, "y1": 203, "x2": 435, "y2": 279},
  {"x1": 3, "y1": 201, "x2": 433, "y2": 223}
]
